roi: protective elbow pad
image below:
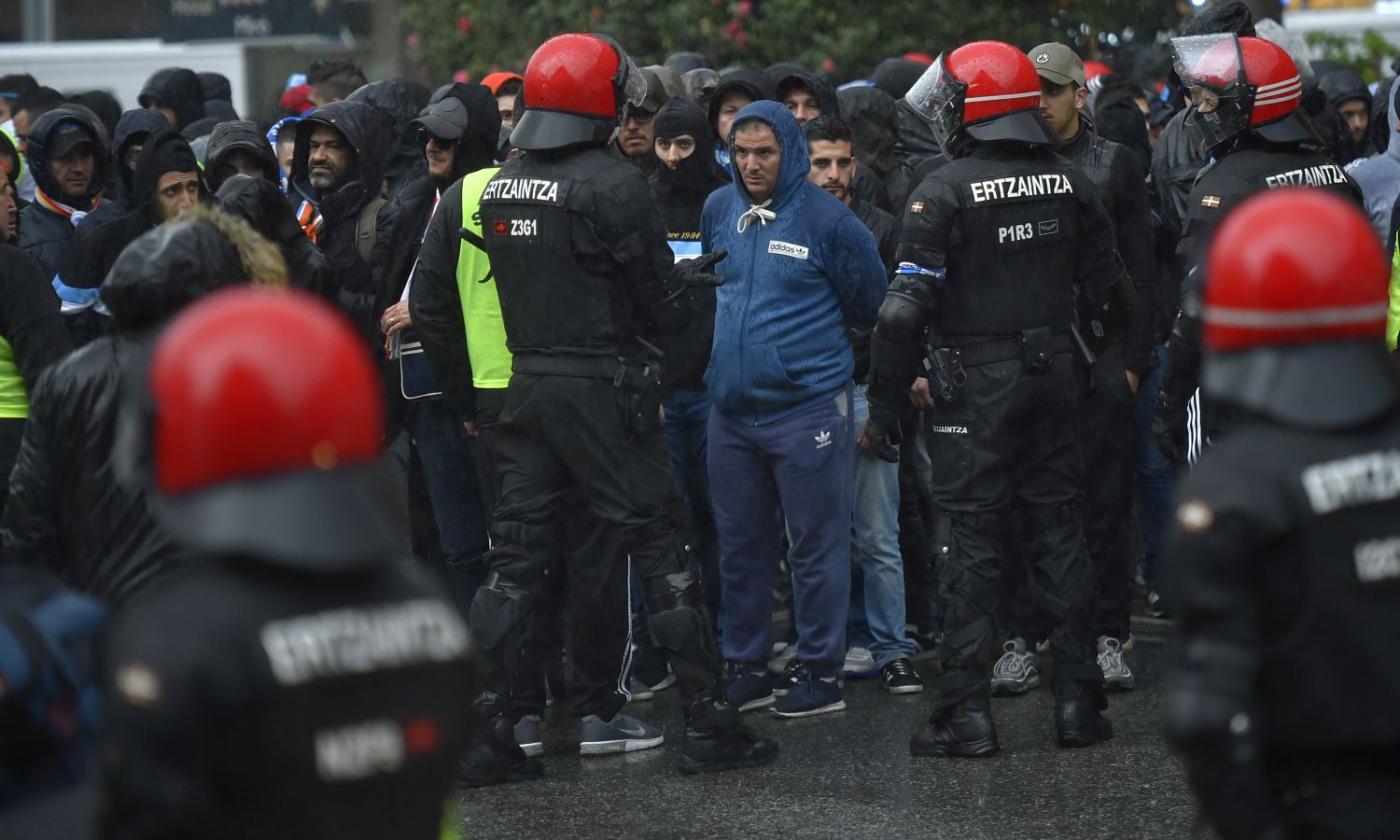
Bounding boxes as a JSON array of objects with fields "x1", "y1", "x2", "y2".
[{"x1": 878, "y1": 275, "x2": 936, "y2": 344}]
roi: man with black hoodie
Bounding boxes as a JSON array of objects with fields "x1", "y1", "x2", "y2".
[
  {"x1": 1320, "y1": 67, "x2": 1375, "y2": 163},
  {"x1": 59, "y1": 131, "x2": 208, "y2": 329},
  {"x1": 204, "y1": 120, "x2": 279, "y2": 193},
  {"x1": 138, "y1": 67, "x2": 206, "y2": 131},
  {"x1": 291, "y1": 99, "x2": 391, "y2": 345},
  {"x1": 776, "y1": 72, "x2": 889, "y2": 210},
  {"x1": 18, "y1": 106, "x2": 109, "y2": 284}
]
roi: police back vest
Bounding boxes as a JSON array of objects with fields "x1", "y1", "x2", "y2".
[
  {"x1": 455, "y1": 167, "x2": 512, "y2": 390},
  {"x1": 927, "y1": 146, "x2": 1085, "y2": 337},
  {"x1": 479, "y1": 148, "x2": 641, "y2": 356}
]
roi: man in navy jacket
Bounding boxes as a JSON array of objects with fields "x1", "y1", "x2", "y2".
[{"x1": 701, "y1": 100, "x2": 886, "y2": 719}]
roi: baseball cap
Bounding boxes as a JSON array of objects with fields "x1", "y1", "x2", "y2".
[
  {"x1": 1028, "y1": 43, "x2": 1086, "y2": 88},
  {"x1": 413, "y1": 96, "x2": 469, "y2": 142},
  {"x1": 50, "y1": 119, "x2": 95, "y2": 159}
]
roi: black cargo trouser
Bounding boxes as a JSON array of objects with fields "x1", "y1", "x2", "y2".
[
  {"x1": 925, "y1": 351, "x2": 1098, "y2": 711},
  {"x1": 467, "y1": 372, "x2": 723, "y2": 721}
]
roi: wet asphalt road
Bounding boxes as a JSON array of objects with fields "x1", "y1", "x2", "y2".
[{"x1": 456, "y1": 615, "x2": 1204, "y2": 839}]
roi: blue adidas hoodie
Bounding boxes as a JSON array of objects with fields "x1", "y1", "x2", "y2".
[{"x1": 701, "y1": 101, "x2": 886, "y2": 426}]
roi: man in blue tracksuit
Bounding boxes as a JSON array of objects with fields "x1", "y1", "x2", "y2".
[{"x1": 701, "y1": 101, "x2": 886, "y2": 718}]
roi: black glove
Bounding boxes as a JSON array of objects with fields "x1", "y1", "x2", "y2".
[
  {"x1": 863, "y1": 399, "x2": 902, "y2": 464},
  {"x1": 674, "y1": 250, "x2": 727, "y2": 287},
  {"x1": 1154, "y1": 390, "x2": 1187, "y2": 464}
]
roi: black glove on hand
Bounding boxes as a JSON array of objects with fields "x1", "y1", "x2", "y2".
[
  {"x1": 863, "y1": 400, "x2": 903, "y2": 464},
  {"x1": 675, "y1": 250, "x2": 727, "y2": 287}
]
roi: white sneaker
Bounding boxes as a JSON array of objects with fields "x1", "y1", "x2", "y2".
[
  {"x1": 767, "y1": 642, "x2": 798, "y2": 675},
  {"x1": 990, "y1": 638, "x2": 1040, "y2": 696},
  {"x1": 1097, "y1": 635, "x2": 1136, "y2": 691},
  {"x1": 843, "y1": 646, "x2": 878, "y2": 676}
]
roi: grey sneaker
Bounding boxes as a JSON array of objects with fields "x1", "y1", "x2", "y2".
[
  {"x1": 513, "y1": 714, "x2": 543, "y2": 758},
  {"x1": 843, "y1": 646, "x2": 878, "y2": 676},
  {"x1": 578, "y1": 713, "x2": 665, "y2": 756},
  {"x1": 990, "y1": 638, "x2": 1040, "y2": 696},
  {"x1": 1097, "y1": 636, "x2": 1136, "y2": 691}
]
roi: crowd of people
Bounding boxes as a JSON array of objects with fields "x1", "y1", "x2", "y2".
[{"x1": 0, "y1": 0, "x2": 1398, "y2": 837}]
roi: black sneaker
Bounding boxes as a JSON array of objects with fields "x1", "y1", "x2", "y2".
[
  {"x1": 725, "y1": 663, "x2": 775, "y2": 712},
  {"x1": 880, "y1": 657, "x2": 924, "y2": 694},
  {"x1": 458, "y1": 715, "x2": 545, "y2": 788},
  {"x1": 772, "y1": 666, "x2": 845, "y2": 718}
]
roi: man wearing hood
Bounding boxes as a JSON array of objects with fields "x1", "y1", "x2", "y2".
[
  {"x1": 99, "y1": 110, "x2": 168, "y2": 217},
  {"x1": 708, "y1": 69, "x2": 775, "y2": 170},
  {"x1": 1320, "y1": 67, "x2": 1373, "y2": 162},
  {"x1": 291, "y1": 99, "x2": 392, "y2": 345},
  {"x1": 348, "y1": 79, "x2": 433, "y2": 197},
  {"x1": 18, "y1": 107, "x2": 109, "y2": 287},
  {"x1": 1346, "y1": 77, "x2": 1400, "y2": 243},
  {"x1": 1, "y1": 204, "x2": 286, "y2": 606},
  {"x1": 204, "y1": 120, "x2": 279, "y2": 193},
  {"x1": 702, "y1": 101, "x2": 886, "y2": 719},
  {"x1": 372, "y1": 85, "x2": 496, "y2": 619},
  {"x1": 647, "y1": 97, "x2": 730, "y2": 634},
  {"x1": 776, "y1": 65, "x2": 895, "y2": 216},
  {"x1": 216, "y1": 175, "x2": 333, "y2": 299},
  {"x1": 138, "y1": 68, "x2": 206, "y2": 131},
  {"x1": 197, "y1": 71, "x2": 238, "y2": 122},
  {"x1": 59, "y1": 131, "x2": 207, "y2": 332}
]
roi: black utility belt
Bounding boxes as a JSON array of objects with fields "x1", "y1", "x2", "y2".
[
  {"x1": 937, "y1": 328, "x2": 1074, "y2": 369},
  {"x1": 512, "y1": 353, "x2": 657, "y2": 389}
]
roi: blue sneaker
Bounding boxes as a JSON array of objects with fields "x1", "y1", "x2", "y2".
[
  {"x1": 772, "y1": 665, "x2": 846, "y2": 718},
  {"x1": 725, "y1": 663, "x2": 775, "y2": 712}
]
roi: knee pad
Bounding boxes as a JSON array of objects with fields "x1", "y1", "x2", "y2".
[
  {"x1": 467, "y1": 572, "x2": 536, "y2": 653},
  {"x1": 643, "y1": 569, "x2": 703, "y2": 612}
]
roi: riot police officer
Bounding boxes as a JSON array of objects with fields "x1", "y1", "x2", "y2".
[
  {"x1": 1163, "y1": 190, "x2": 1400, "y2": 840},
  {"x1": 864, "y1": 41, "x2": 1131, "y2": 756},
  {"x1": 464, "y1": 33, "x2": 777, "y2": 783},
  {"x1": 101, "y1": 288, "x2": 473, "y2": 840},
  {"x1": 1156, "y1": 35, "x2": 1363, "y2": 464}
]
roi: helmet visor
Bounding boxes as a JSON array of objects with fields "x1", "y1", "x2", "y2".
[
  {"x1": 619, "y1": 52, "x2": 647, "y2": 109},
  {"x1": 1172, "y1": 33, "x2": 1244, "y2": 92},
  {"x1": 905, "y1": 54, "x2": 965, "y2": 150}
]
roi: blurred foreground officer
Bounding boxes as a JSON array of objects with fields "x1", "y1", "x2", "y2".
[
  {"x1": 865, "y1": 42, "x2": 1131, "y2": 756},
  {"x1": 467, "y1": 33, "x2": 775, "y2": 783},
  {"x1": 99, "y1": 288, "x2": 472, "y2": 840},
  {"x1": 1164, "y1": 191, "x2": 1400, "y2": 840}
]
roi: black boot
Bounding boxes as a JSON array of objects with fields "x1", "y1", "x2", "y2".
[
  {"x1": 1055, "y1": 682, "x2": 1113, "y2": 748},
  {"x1": 676, "y1": 697, "x2": 779, "y2": 775},
  {"x1": 457, "y1": 711, "x2": 545, "y2": 788},
  {"x1": 910, "y1": 695, "x2": 1000, "y2": 758}
]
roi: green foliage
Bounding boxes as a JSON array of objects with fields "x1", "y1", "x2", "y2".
[
  {"x1": 399, "y1": 0, "x2": 1183, "y2": 83},
  {"x1": 1304, "y1": 28, "x2": 1395, "y2": 84}
]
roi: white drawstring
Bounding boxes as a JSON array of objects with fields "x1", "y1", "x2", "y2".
[{"x1": 736, "y1": 199, "x2": 776, "y2": 233}]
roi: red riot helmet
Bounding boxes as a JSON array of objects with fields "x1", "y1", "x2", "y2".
[
  {"x1": 1202, "y1": 190, "x2": 1398, "y2": 427},
  {"x1": 143, "y1": 287, "x2": 405, "y2": 569},
  {"x1": 1173, "y1": 34, "x2": 1316, "y2": 154},
  {"x1": 906, "y1": 40, "x2": 1052, "y2": 157},
  {"x1": 510, "y1": 32, "x2": 648, "y2": 152}
]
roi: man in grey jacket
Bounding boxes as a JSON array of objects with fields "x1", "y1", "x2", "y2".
[{"x1": 1346, "y1": 76, "x2": 1400, "y2": 244}]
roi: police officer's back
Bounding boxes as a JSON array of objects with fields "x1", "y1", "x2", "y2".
[
  {"x1": 1164, "y1": 190, "x2": 1400, "y2": 840},
  {"x1": 100, "y1": 290, "x2": 472, "y2": 840},
  {"x1": 864, "y1": 42, "x2": 1130, "y2": 758},
  {"x1": 1158, "y1": 35, "x2": 1363, "y2": 464}
]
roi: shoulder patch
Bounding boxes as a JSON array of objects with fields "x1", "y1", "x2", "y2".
[
  {"x1": 909, "y1": 200, "x2": 925, "y2": 215},
  {"x1": 1200, "y1": 195, "x2": 1222, "y2": 209}
]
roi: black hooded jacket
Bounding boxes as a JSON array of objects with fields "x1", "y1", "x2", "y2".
[
  {"x1": 218, "y1": 174, "x2": 333, "y2": 298},
  {"x1": 110, "y1": 109, "x2": 169, "y2": 206},
  {"x1": 1319, "y1": 68, "x2": 1376, "y2": 161},
  {"x1": 18, "y1": 107, "x2": 111, "y2": 282},
  {"x1": 292, "y1": 99, "x2": 392, "y2": 344},
  {"x1": 708, "y1": 69, "x2": 776, "y2": 142},
  {"x1": 197, "y1": 71, "x2": 238, "y2": 122},
  {"x1": 888, "y1": 98, "x2": 943, "y2": 208},
  {"x1": 0, "y1": 218, "x2": 256, "y2": 606},
  {"x1": 205, "y1": 120, "x2": 279, "y2": 193},
  {"x1": 65, "y1": 130, "x2": 207, "y2": 292},
  {"x1": 776, "y1": 72, "x2": 839, "y2": 120},
  {"x1": 647, "y1": 99, "x2": 727, "y2": 391},
  {"x1": 138, "y1": 68, "x2": 206, "y2": 131},
  {"x1": 870, "y1": 58, "x2": 927, "y2": 100},
  {"x1": 839, "y1": 87, "x2": 898, "y2": 181},
  {"x1": 348, "y1": 79, "x2": 432, "y2": 198}
]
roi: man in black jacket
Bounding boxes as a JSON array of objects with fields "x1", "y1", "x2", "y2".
[
  {"x1": 18, "y1": 107, "x2": 109, "y2": 285},
  {"x1": 291, "y1": 99, "x2": 391, "y2": 346},
  {"x1": 137, "y1": 67, "x2": 206, "y2": 131},
  {"x1": 0, "y1": 205, "x2": 286, "y2": 606}
]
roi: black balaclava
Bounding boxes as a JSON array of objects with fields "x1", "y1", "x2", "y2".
[{"x1": 654, "y1": 98, "x2": 728, "y2": 196}]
